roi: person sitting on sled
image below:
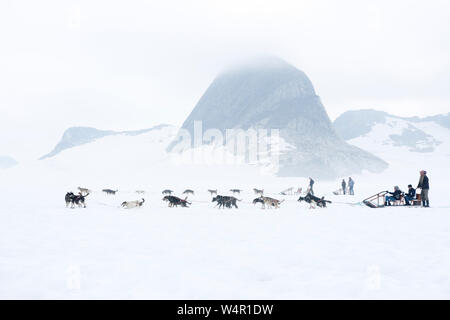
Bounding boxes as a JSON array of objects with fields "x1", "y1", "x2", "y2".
[
  {"x1": 385, "y1": 186, "x2": 403, "y2": 206},
  {"x1": 404, "y1": 184, "x2": 416, "y2": 205}
]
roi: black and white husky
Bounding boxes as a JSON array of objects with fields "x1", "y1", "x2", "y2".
[
  {"x1": 65, "y1": 192, "x2": 89, "y2": 208},
  {"x1": 298, "y1": 193, "x2": 331, "y2": 208}
]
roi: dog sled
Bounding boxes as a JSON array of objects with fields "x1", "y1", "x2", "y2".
[
  {"x1": 363, "y1": 191, "x2": 422, "y2": 208},
  {"x1": 332, "y1": 187, "x2": 351, "y2": 195},
  {"x1": 280, "y1": 187, "x2": 303, "y2": 196},
  {"x1": 362, "y1": 191, "x2": 388, "y2": 208}
]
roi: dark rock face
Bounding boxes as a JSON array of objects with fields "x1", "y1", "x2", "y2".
[
  {"x1": 168, "y1": 57, "x2": 387, "y2": 179},
  {"x1": 40, "y1": 124, "x2": 169, "y2": 160}
]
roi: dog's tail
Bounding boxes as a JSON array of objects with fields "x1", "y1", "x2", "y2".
[{"x1": 84, "y1": 193, "x2": 90, "y2": 197}]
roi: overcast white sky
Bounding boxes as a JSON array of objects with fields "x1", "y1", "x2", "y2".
[{"x1": 1, "y1": 0, "x2": 449, "y2": 160}]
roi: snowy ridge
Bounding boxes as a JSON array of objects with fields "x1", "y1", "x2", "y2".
[
  {"x1": 334, "y1": 109, "x2": 449, "y2": 153},
  {"x1": 0, "y1": 155, "x2": 18, "y2": 169},
  {"x1": 40, "y1": 124, "x2": 171, "y2": 160}
]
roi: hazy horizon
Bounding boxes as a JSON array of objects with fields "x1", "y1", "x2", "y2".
[{"x1": 1, "y1": 0, "x2": 449, "y2": 161}]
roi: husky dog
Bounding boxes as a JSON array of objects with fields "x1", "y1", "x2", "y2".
[
  {"x1": 162, "y1": 195, "x2": 190, "y2": 208},
  {"x1": 298, "y1": 193, "x2": 332, "y2": 208},
  {"x1": 253, "y1": 188, "x2": 264, "y2": 195},
  {"x1": 78, "y1": 187, "x2": 91, "y2": 195},
  {"x1": 103, "y1": 189, "x2": 118, "y2": 195},
  {"x1": 121, "y1": 198, "x2": 145, "y2": 209},
  {"x1": 262, "y1": 196, "x2": 284, "y2": 209},
  {"x1": 182, "y1": 189, "x2": 195, "y2": 196},
  {"x1": 253, "y1": 196, "x2": 284, "y2": 209},
  {"x1": 65, "y1": 192, "x2": 75, "y2": 207},
  {"x1": 208, "y1": 189, "x2": 217, "y2": 196},
  {"x1": 66, "y1": 192, "x2": 89, "y2": 208},
  {"x1": 136, "y1": 190, "x2": 146, "y2": 195},
  {"x1": 252, "y1": 197, "x2": 264, "y2": 207},
  {"x1": 229, "y1": 189, "x2": 242, "y2": 195},
  {"x1": 162, "y1": 189, "x2": 174, "y2": 195},
  {"x1": 212, "y1": 195, "x2": 241, "y2": 209},
  {"x1": 74, "y1": 192, "x2": 89, "y2": 208}
]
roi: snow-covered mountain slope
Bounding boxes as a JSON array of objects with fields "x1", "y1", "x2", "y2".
[
  {"x1": 168, "y1": 57, "x2": 387, "y2": 179},
  {"x1": 0, "y1": 155, "x2": 18, "y2": 169},
  {"x1": 1, "y1": 128, "x2": 450, "y2": 299},
  {"x1": 334, "y1": 110, "x2": 449, "y2": 153},
  {"x1": 331, "y1": 110, "x2": 450, "y2": 195},
  {"x1": 1, "y1": 113, "x2": 450, "y2": 299},
  {"x1": 40, "y1": 124, "x2": 171, "y2": 159},
  {"x1": 2, "y1": 124, "x2": 276, "y2": 191}
]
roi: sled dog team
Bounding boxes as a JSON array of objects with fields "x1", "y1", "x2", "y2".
[
  {"x1": 65, "y1": 171, "x2": 430, "y2": 210},
  {"x1": 65, "y1": 186, "x2": 332, "y2": 210}
]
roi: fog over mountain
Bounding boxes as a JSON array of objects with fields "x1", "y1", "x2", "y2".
[{"x1": 168, "y1": 57, "x2": 387, "y2": 179}]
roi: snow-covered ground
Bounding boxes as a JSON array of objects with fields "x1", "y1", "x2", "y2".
[{"x1": 1, "y1": 125, "x2": 449, "y2": 299}]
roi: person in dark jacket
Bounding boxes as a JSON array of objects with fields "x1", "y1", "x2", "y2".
[
  {"x1": 417, "y1": 170, "x2": 430, "y2": 207},
  {"x1": 404, "y1": 184, "x2": 416, "y2": 205},
  {"x1": 341, "y1": 179, "x2": 347, "y2": 195},
  {"x1": 385, "y1": 186, "x2": 403, "y2": 206},
  {"x1": 309, "y1": 178, "x2": 315, "y2": 195},
  {"x1": 348, "y1": 177, "x2": 355, "y2": 195}
]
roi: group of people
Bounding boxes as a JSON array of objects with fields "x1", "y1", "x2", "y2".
[
  {"x1": 340, "y1": 177, "x2": 355, "y2": 195},
  {"x1": 385, "y1": 170, "x2": 430, "y2": 207},
  {"x1": 307, "y1": 177, "x2": 355, "y2": 197}
]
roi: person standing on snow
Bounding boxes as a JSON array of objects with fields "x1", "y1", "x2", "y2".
[
  {"x1": 348, "y1": 177, "x2": 355, "y2": 195},
  {"x1": 341, "y1": 179, "x2": 347, "y2": 195},
  {"x1": 417, "y1": 170, "x2": 430, "y2": 207},
  {"x1": 309, "y1": 178, "x2": 315, "y2": 195}
]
